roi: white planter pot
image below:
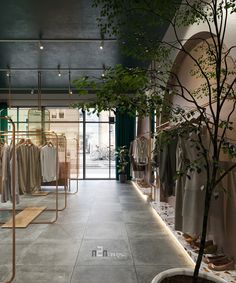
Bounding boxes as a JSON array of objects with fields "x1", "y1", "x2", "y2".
[{"x1": 151, "y1": 268, "x2": 227, "y2": 283}]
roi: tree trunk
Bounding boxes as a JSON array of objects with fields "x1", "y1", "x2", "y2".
[{"x1": 193, "y1": 186, "x2": 213, "y2": 282}]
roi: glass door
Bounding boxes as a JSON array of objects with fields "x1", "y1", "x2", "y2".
[
  {"x1": 84, "y1": 110, "x2": 115, "y2": 179},
  {"x1": 8, "y1": 107, "x2": 116, "y2": 179}
]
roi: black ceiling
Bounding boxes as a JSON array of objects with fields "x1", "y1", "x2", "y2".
[{"x1": 0, "y1": 0, "x2": 122, "y2": 100}]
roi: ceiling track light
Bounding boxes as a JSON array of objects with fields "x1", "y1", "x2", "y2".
[
  {"x1": 38, "y1": 71, "x2": 42, "y2": 110},
  {"x1": 100, "y1": 30, "x2": 104, "y2": 50},
  {"x1": 68, "y1": 70, "x2": 73, "y2": 95},
  {"x1": 101, "y1": 64, "x2": 106, "y2": 78},
  {"x1": 58, "y1": 65, "x2": 62, "y2": 77},
  {"x1": 39, "y1": 41, "x2": 44, "y2": 50},
  {"x1": 99, "y1": 40, "x2": 104, "y2": 50}
]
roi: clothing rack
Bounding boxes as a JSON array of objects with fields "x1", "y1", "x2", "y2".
[
  {"x1": 0, "y1": 116, "x2": 16, "y2": 283},
  {"x1": 41, "y1": 133, "x2": 68, "y2": 210},
  {"x1": 0, "y1": 130, "x2": 60, "y2": 225},
  {"x1": 131, "y1": 133, "x2": 154, "y2": 199},
  {"x1": 67, "y1": 138, "x2": 79, "y2": 194}
]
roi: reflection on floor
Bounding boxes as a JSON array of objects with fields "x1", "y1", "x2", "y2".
[{"x1": 0, "y1": 181, "x2": 192, "y2": 283}]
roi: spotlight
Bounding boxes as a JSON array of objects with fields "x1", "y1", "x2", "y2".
[
  {"x1": 100, "y1": 30, "x2": 104, "y2": 50},
  {"x1": 58, "y1": 65, "x2": 62, "y2": 77},
  {"x1": 99, "y1": 41, "x2": 104, "y2": 50},
  {"x1": 6, "y1": 71, "x2": 10, "y2": 77},
  {"x1": 68, "y1": 70, "x2": 73, "y2": 95},
  {"x1": 39, "y1": 41, "x2": 44, "y2": 50},
  {"x1": 31, "y1": 88, "x2": 34, "y2": 95},
  {"x1": 101, "y1": 64, "x2": 106, "y2": 78}
]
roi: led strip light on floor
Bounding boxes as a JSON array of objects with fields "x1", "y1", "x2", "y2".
[
  {"x1": 132, "y1": 181, "x2": 236, "y2": 282},
  {"x1": 131, "y1": 181, "x2": 194, "y2": 266}
]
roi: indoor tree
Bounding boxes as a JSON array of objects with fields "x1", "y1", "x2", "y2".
[{"x1": 74, "y1": 1, "x2": 236, "y2": 282}]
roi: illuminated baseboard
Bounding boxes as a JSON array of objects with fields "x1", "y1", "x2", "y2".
[{"x1": 131, "y1": 181, "x2": 236, "y2": 282}]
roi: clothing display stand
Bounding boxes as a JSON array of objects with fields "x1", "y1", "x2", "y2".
[
  {"x1": 0, "y1": 116, "x2": 16, "y2": 283},
  {"x1": 131, "y1": 133, "x2": 153, "y2": 198},
  {"x1": 68, "y1": 138, "x2": 79, "y2": 194},
  {"x1": 41, "y1": 133, "x2": 68, "y2": 211},
  {"x1": 0, "y1": 130, "x2": 59, "y2": 225}
]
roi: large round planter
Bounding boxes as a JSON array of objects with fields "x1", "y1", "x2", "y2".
[{"x1": 151, "y1": 268, "x2": 227, "y2": 283}]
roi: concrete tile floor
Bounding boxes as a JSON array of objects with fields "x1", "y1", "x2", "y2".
[{"x1": 0, "y1": 180, "x2": 192, "y2": 283}]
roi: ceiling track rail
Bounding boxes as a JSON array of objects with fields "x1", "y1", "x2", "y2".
[
  {"x1": 0, "y1": 39, "x2": 117, "y2": 43},
  {"x1": 0, "y1": 68, "x2": 103, "y2": 72}
]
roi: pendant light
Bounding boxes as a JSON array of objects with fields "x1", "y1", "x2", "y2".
[
  {"x1": 38, "y1": 70, "x2": 42, "y2": 110},
  {"x1": 68, "y1": 70, "x2": 73, "y2": 95},
  {"x1": 58, "y1": 65, "x2": 62, "y2": 77},
  {"x1": 7, "y1": 68, "x2": 12, "y2": 109},
  {"x1": 100, "y1": 31, "x2": 104, "y2": 50}
]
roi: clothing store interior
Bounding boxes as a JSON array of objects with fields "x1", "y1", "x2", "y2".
[{"x1": 0, "y1": 1, "x2": 236, "y2": 283}]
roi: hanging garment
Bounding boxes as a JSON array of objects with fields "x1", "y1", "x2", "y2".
[
  {"x1": 17, "y1": 143, "x2": 41, "y2": 194},
  {"x1": 174, "y1": 135, "x2": 187, "y2": 231},
  {"x1": 181, "y1": 129, "x2": 208, "y2": 235},
  {"x1": 129, "y1": 141, "x2": 145, "y2": 169},
  {"x1": 1, "y1": 143, "x2": 11, "y2": 202},
  {"x1": 40, "y1": 145, "x2": 58, "y2": 182},
  {"x1": 136, "y1": 136, "x2": 149, "y2": 165},
  {"x1": 151, "y1": 137, "x2": 159, "y2": 168},
  {"x1": 208, "y1": 161, "x2": 236, "y2": 261},
  {"x1": 159, "y1": 132, "x2": 178, "y2": 197},
  {"x1": 10, "y1": 147, "x2": 20, "y2": 204}
]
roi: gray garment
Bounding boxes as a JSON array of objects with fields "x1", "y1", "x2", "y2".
[
  {"x1": 174, "y1": 136, "x2": 187, "y2": 231},
  {"x1": 159, "y1": 132, "x2": 178, "y2": 197},
  {"x1": 209, "y1": 161, "x2": 236, "y2": 260},
  {"x1": 17, "y1": 144, "x2": 41, "y2": 194},
  {"x1": 182, "y1": 131, "x2": 208, "y2": 235},
  {"x1": 10, "y1": 148, "x2": 20, "y2": 204},
  {"x1": 40, "y1": 145, "x2": 57, "y2": 182}
]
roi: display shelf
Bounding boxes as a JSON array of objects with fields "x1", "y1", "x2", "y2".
[
  {"x1": 133, "y1": 181, "x2": 236, "y2": 282},
  {"x1": 150, "y1": 201, "x2": 236, "y2": 283}
]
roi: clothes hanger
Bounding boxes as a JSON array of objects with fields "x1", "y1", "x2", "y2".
[
  {"x1": 47, "y1": 140, "x2": 54, "y2": 147},
  {"x1": 16, "y1": 138, "x2": 25, "y2": 146},
  {"x1": 25, "y1": 138, "x2": 33, "y2": 146}
]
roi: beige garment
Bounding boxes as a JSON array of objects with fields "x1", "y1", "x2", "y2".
[
  {"x1": 176, "y1": 127, "x2": 209, "y2": 235},
  {"x1": 10, "y1": 147, "x2": 20, "y2": 204},
  {"x1": 17, "y1": 144, "x2": 41, "y2": 194},
  {"x1": 1, "y1": 144, "x2": 11, "y2": 202},
  {"x1": 209, "y1": 161, "x2": 236, "y2": 260}
]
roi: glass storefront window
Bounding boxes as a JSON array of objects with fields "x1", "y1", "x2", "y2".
[
  {"x1": 8, "y1": 108, "x2": 17, "y2": 123},
  {"x1": 7, "y1": 107, "x2": 116, "y2": 180}
]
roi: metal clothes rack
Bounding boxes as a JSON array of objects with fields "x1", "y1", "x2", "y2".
[
  {"x1": 41, "y1": 133, "x2": 68, "y2": 211},
  {"x1": 68, "y1": 138, "x2": 79, "y2": 195},
  {"x1": 0, "y1": 130, "x2": 59, "y2": 224},
  {"x1": 0, "y1": 116, "x2": 16, "y2": 283}
]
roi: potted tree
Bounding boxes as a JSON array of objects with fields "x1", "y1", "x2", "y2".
[
  {"x1": 116, "y1": 145, "x2": 129, "y2": 183},
  {"x1": 74, "y1": 1, "x2": 236, "y2": 282}
]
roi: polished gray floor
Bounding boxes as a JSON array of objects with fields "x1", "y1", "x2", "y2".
[{"x1": 0, "y1": 181, "x2": 192, "y2": 283}]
